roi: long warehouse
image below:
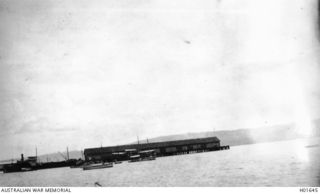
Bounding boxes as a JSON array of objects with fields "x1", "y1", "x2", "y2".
[{"x1": 84, "y1": 136, "x2": 224, "y2": 162}]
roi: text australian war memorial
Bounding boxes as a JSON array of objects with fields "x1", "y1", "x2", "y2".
[{"x1": 84, "y1": 136, "x2": 229, "y2": 162}]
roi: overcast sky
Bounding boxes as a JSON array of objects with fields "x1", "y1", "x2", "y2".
[{"x1": 0, "y1": 0, "x2": 319, "y2": 160}]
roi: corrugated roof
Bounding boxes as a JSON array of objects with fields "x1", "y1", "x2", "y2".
[{"x1": 84, "y1": 136, "x2": 220, "y2": 155}]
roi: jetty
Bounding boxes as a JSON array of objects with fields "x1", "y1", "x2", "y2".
[
  {"x1": 84, "y1": 136, "x2": 229, "y2": 163},
  {"x1": 1, "y1": 136, "x2": 230, "y2": 173}
]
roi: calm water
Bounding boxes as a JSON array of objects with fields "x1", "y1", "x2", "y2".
[{"x1": 1, "y1": 137, "x2": 319, "y2": 187}]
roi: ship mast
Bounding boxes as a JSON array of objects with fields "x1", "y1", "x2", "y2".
[
  {"x1": 81, "y1": 150, "x2": 84, "y2": 160},
  {"x1": 66, "y1": 147, "x2": 69, "y2": 161},
  {"x1": 137, "y1": 136, "x2": 140, "y2": 152},
  {"x1": 35, "y1": 146, "x2": 38, "y2": 163}
]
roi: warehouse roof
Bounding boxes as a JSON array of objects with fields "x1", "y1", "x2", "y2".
[{"x1": 84, "y1": 136, "x2": 220, "y2": 155}]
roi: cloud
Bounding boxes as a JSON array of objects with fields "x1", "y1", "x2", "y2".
[{"x1": 0, "y1": 0, "x2": 319, "y2": 159}]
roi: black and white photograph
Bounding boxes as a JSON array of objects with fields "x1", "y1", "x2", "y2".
[{"x1": 0, "y1": 0, "x2": 320, "y2": 189}]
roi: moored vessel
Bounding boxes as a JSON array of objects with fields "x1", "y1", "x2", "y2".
[{"x1": 83, "y1": 162, "x2": 113, "y2": 170}]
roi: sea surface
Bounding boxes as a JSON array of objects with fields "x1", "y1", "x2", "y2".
[{"x1": 0, "y1": 137, "x2": 319, "y2": 187}]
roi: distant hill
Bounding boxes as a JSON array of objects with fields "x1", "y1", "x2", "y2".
[
  {"x1": 135, "y1": 119, "x2": 320, "y2": 146},
  {"x1": 36, "y1": 150, "x2": 84, "y2": 163}
]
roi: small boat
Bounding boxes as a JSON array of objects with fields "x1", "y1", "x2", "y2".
[
  {"x1": 114, "y1": 161, "x2": 122, "y2": 164},
  {"x1": 70, "y1": 165, "x2": 85, "y2": 168},
  {"x1": 134, "y1": 150, "x2": 156, "y2": 162},
  {"x1": 128, "y1": 154, "x2": 156, "y2": 163},
  {"x1": 21, "y1": 167, "x2": 33, "y2": 172},
  {"x1": 142, "y1": 156, "x2": 156, "y2": 161},
  {"x1": 128, "y1": 155, "x2": 141, "y2": 163},
  {"x1": 83, "y1": 163, "x2": 113, "y2": 170}
]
